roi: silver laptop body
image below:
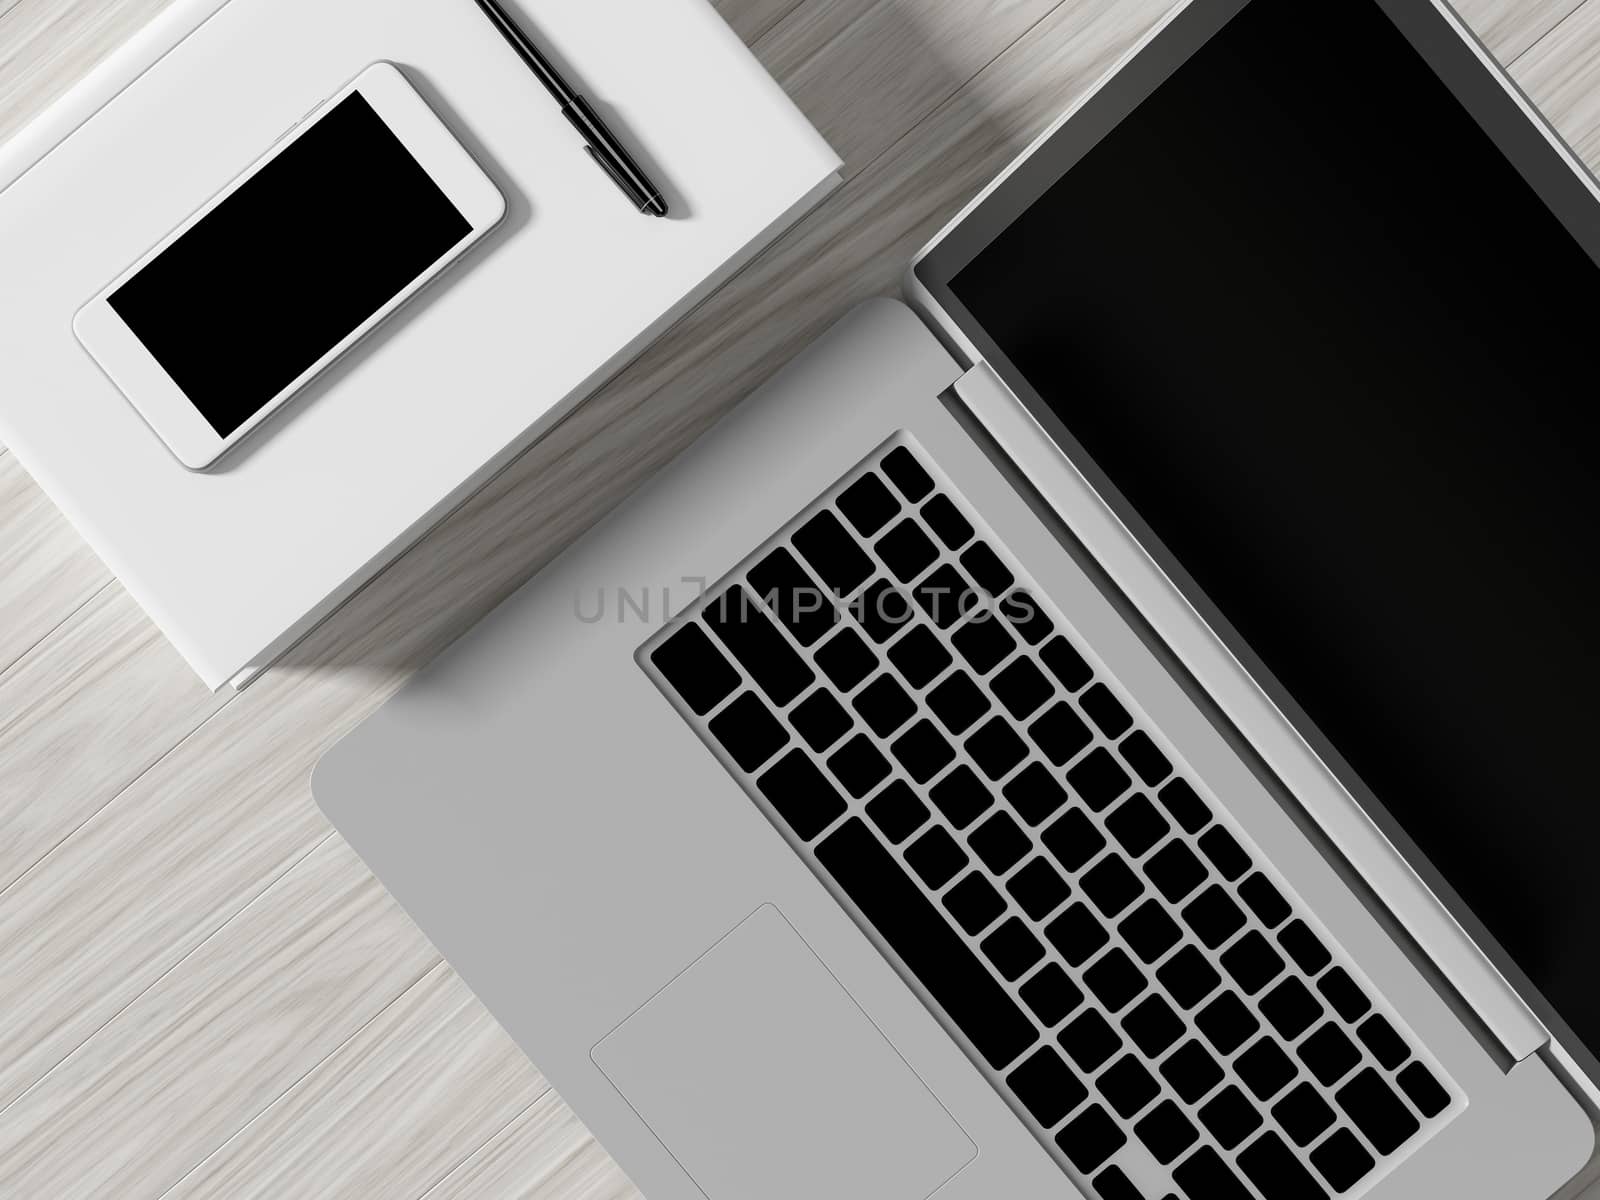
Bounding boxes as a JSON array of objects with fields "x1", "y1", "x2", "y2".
[{"x1": 315, "y1": 1, "x2": 1600, "y2": 1197}]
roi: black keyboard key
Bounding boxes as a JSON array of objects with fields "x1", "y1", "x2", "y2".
[
  {"x1": 943, "y1": 871, "x2": 1008, "y2": 935},
  {"x1": 905, "y1": 825, "x2": 969, "y2": 889},
  {"x1": 1196, "y1": 991, "x2": 1261, "y2": 1055},
  {"x1": 854, "y1": 578, "x2": 917, "y2": 644},
  {"x1": 887, "y1": 624, "x2": 952, "y2": 688},
  {"x1": 1172, "y1": 1146, "x2": 1252, "y2": 1200},
  {"x1": 865, "y1": 780, "x2": 929, "y2": 844},
  {"x1": 1159, "y1": 1038, "x2": 1225, "y2": 1104},
  {"x1": 1219, "y1": 930, "x2": 1286, "y2": 996},
  {"x1": 992, "y1": 657, "x2": 1054, "y2": 719},
  {"x1": 704, "y1": 586, "x2": 815, "y2": 706},
  {"x1": 1101, "y1": 1054, "x2": 1161, "y2": 1118},
  {"x1": 1092, "y1": 1164, "x2": 1143, "y2": 1200},
  {"x1": 881, "y1": 446, "x2": 934, "y2": 501},
  {"x1": 1041, "y1": 635, "x2": 1093, "y2": 691},
  {"x1": 1007, "y1": 1045, "x2": 1087, "y2": 1128},
  {"x1": 1335, "y1": 1067, "x2": 1419, "y2": 1155},
  {"x1": 1136, "y1": 1098, "x2": 1200, "y2": 1165},
  {"x1": 1396, "y1": 1061, "x2": 1450, "y2": 1118},
  {"x1": 1082, "y1": 855, "x2": 1145, "y2": 918},
  {"x1": 1356, "y1": 1014, "x2": 1409, "y2": 1070},
  {"x1": 1236, "y1": 1038, "x2": 1297, "y2": 1101},
  {"x1": 959, "y1": 541, "x2": 1014, "y2": 596},
  {"x1": 1057, "y1": 1104, "x2": 1126, "y2": 1175},
  {"x1": 1277, "y1": 919, "x2": 1332, "y2": 975},
  {"x1": 1198, "y1": 1084, "x2": 1263, "y2": 1150},
  {"x1": 709, "y1": 692, "x2": 789, "y2": 772},
  {"x1": 970, "y1": 811, "x2": 1032, "y2": 875},
  {"x1": 852, "y1": 674, "x2": 917, "y2": 737},
  {"x1": 921, "y1": 493, "x2": 973, "y2": 549},
  {"x1": 1310, "y1": 1128, "x2": 1376, "y2": 1193},
  {"x1": 1105, "y1": 794, "x2": 1170, "y2": 858},
  {"x1": 1020, "y1": 962, "x2": 1084, "y2": 1026},
  {"x1": 1238, "y1": 873, "x2": 1292, "y2": 929},
  {"x1": 651, "y1": 622, "x2": 739, "y2": 715},
  {"x1": 927, "y1": 669, "x2": 990, "y2": 733},
  {"x1": 1042, "y1": 807, "x2": 1107, "y2": 872},
  {"x1": 966, "y1": 716, "x2": 1029, "y2": 780},
  {"x1": 1084, "y1": 946, "x2": 1147, "y2": 1012},
  {"x1": 1118, "y1": 730, "x2": 1172, "y2": 785},
  {"x1": 1120, "y1": 899, "x2": 1182, "y2": 965},
  {"x1": 877, "y1": 517, "x2": 941, "y2": 583},
  {"x1": 1156, "y1": 777, "x2": 1211, "y2": 834},
  {"x1": 814, "y1": 818, "x2": 1037, "y2": 1069},
  {"x1": 1317, "y1": 968, "x2": 1371, "y2": 1024},
  {"x1": 1273, "y1": 1081, "x2": 1337, "y2": 1147},
  {"x1": 1002, "y1": 590, "x2": 1054, "y2": 645},
  {"x1": 1006, "y1": 856, "x2": 1071, "y2": 920},
  {"x1": 1061, "y1": 1008, "x2": 1124, "y2": 1073},
  {"x1": 814, "y1": 627, "x2": 876, "y2": 691},
  {"x1": 1004, "y1": 762, "x2": 1069, "y2": 826},
  {"x1": 1299, "y1": 1022, "x2": 1362, "y2": 1086},
  {"x1": 1260, "y1": 977, "x2": 1324, "y2": 1040},
  {"x1": 756, "y1": 749, "x2": 847, "y2": 841},
  {"x1": 826, "y1": 733, "x2": 891, "y2": 798},
  {"x1": 1028, "y1": 701, "x2": 1094, "y2": 766},
  {"x1": 891, "y1": 719, "x2": 957, "y2": 784},
  {"x1": 982, "y1": 916, "x2": 1047, "y2": 981},
  {"x1": 1068, "y1": 748, "x2": 1132, "y2": 811},
  {"x1": 1182, "y1": 885, "x2": 1247, "y2": 949},
  {"x1": 1122, "y1": 993, "x2": 1185, "y2": 1058},
  {"x1": 748, "y1": 547, "x2": 838, "y2": 647},
  {"x1": 1238, "y1": 1130, "x2": 1328, "y2": 1200},
  {"x1": 791, "y1": 689, "x2": 852, "y2": 752},
  {"x1": 1158, "y1": 945, "x2": 1222, "y2": 1010},
  {"x1": 912, "y1": 563, "x2": 973, "y2": 629},
  {"x1": 1146, "y1": 840, "x2": 1209, "y2": 904},
  {"x1": 837, "y1": 472, "x2": 900, "y2": 536},
  {"x1": 928, "y1": 764, "x2": 993, "y2": 829},
  {"x1": 1197, "y1": 826, "x2": 1251, "y2": 882},
  {"x1": 952, "y1": 614, "x2": 1017, "y2": 675},
  {"x1": 1080, "y1": 683, "x2": 1134, "y2": 738},
  {"x1": 1046, "y1": 902, "x2": 1111, "y2": 968},
  {"x1": 793, "y1": 510, "x2": 873, "y2": 595}
]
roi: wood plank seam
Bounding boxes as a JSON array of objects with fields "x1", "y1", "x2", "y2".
[
  {"x1": 0, "y1": 573, "x2": 111, "y2": 688},
  {"x1": 1509, "y1": 0, "x2": 1595, "y2": 63},
  {"x1": 0, "y1": 828, "x2": 342, "y2": 1125},
  {"x1": 0, "y1": 616, "x2": 224, "y2": 908},
  {"x1": 146, "y1": 956, "x2": 529, "y2": 1200}
]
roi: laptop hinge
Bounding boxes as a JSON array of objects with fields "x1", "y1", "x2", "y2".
[{"x1": 949, "y1": 359, "x2": 1550, "y2": 1065}]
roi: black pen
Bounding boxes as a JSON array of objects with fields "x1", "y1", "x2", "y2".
[{"x1": 468, "y1": 0, "x2": 668, "y2": 217}]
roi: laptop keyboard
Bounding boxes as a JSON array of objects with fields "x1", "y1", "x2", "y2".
[{"x1": 641, "y1": 438, "x2": 1457, "y2": 1200}]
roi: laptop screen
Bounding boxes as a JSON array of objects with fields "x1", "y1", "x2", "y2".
[{"x1": 949, "y1": 0, "x2": 1600, "y2": 1052}]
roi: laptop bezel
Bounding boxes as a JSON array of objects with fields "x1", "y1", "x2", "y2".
[{"x1": 907, "y1": 0, "x2": 1600, "y2": 1096}]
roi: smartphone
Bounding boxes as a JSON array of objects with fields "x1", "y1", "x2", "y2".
[{"x1": 73, "y1": 62, "x2": 506, "y2": 470}]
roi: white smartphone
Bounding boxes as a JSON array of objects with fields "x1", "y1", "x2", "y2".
[{"x1": 74, "y1": 62, "x2": 506, "y2": 470}]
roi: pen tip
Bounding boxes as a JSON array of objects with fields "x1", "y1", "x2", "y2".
[{"x1": 646, "y1": 197, "x2": 669, "y2": 218}]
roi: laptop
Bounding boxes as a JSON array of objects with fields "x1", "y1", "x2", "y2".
[{"x1": 313, "y1": 1, "x2": 1600, "y2": 1197}]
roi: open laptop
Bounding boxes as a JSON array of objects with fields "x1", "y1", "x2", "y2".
[{"x1": 314, "y1": 0, "x2": 1600, "y2": 1196}]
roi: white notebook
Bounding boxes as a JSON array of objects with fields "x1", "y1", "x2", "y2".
[{"x1": 0, "y1": 0, "x2": 840, "y2": 689}]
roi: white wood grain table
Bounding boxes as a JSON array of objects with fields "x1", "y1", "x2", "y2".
[{"x1": 2, "y1": 0, "x2": 1598, "y2": 1196}]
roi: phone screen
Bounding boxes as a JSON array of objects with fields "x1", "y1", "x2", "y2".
[{"x1": 108, "y1": 90, "x2": 471, "y2": 438}]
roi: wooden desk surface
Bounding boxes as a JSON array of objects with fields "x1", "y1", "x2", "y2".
[{"x1": 2, "y1": 0, "x2": 1597, "y2": 1196}]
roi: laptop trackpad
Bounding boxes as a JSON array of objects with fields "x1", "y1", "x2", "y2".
[{"x1": 592, "y1": 904, "x2": 976, "y2": 1199}]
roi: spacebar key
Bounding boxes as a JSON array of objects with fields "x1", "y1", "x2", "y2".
[{"x1": 816, "y1": 817, "x2": 1037, "y2": 1070}]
